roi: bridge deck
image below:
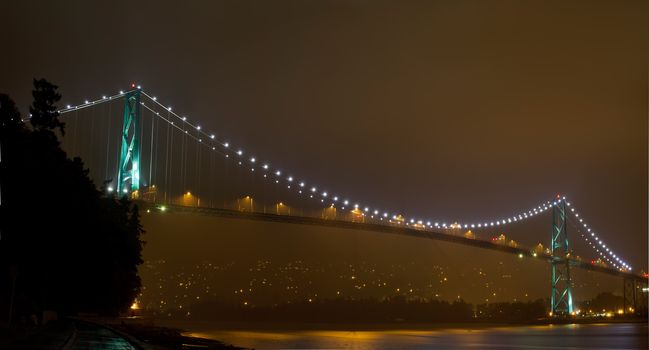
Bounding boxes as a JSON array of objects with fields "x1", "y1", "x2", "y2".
[{"x1": 139, "y1": 202, "x2": 647, "y2": 284}]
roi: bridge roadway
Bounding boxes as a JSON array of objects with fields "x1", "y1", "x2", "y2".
[{"x1": 139, "y1": 202, "x2": 648, "y2": 284}]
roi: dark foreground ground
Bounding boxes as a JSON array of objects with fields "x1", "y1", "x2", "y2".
[{"x1": 0, "y1": 318, "x2": 245, "y2": 350}]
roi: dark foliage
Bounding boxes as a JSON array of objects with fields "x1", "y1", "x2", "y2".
[
  {"x1": 578, "y1": 292, "x2": 624, "y2": 313},
  {"x1": 185, "y1": 296, "x2": 475, "y2": 323},
  {"x1": 178, "y1": 296, "x2": 547, "y2": 324},
  {"x1": 0, "y1": 94, "x2": 22, "y2": 129},
  {"x1": 475, "y1": 299, "x2": 546, "y2": 322},
  {"x1": 0, "y1": 79, "x2": 145, "y2": 322},
  {"x1": 29, "y1": 79, "x2": 64, "y2": 135}
]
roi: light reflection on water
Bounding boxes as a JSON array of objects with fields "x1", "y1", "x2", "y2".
[{"x1": 181, "y1": 323, "x2": 648, "y2": 350}]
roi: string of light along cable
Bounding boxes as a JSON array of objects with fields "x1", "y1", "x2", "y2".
[
  {"x1": 58, "y1": 91, "x2": 127, "y2": 114},
  {"x1": 136, "y1": 89, "x2": 578, "y2": 233},
  {"x1": 568, "y1": 216, "x2": 623, "y2": 271},
  {"x1": 54, "y1": 88, "x2": 587, "y2": 230},
  {"x1": 56, "y1": 87, "x2": 633, "y2": 271},
  {"x1": 141, "y1": 89, "x2": 568, "y2": 229},
  {"x1": 564, "y1": 200, "x2": 631, "y2": 271},
  {"x1": 139, "y1": 102, "x2": 228, "y2": 158},
  {"x1": 138, "y1": 88, "x2": 409, "y2": 219}
]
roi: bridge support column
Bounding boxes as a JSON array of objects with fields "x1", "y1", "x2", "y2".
[
  {"x1": 637, "y1": 281, "x2": 649, "y2": 316},
  {"x1": 550, "y1": 198, "x2": 573, "y2": 316},
  {"x1": 116, "y1": 90, "x2": 142, "y2": 196},
  {"x1": 623, "y1": 278, "x2": 636, "y2": 315}
]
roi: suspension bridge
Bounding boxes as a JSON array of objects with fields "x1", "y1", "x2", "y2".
[{"x1": 55, "y1": 85, "x2": 647, "y2": 317}]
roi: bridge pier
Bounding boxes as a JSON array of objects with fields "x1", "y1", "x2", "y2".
[
  {"x1": 624, "y1": 277, "x2": 648, "y2": 316},
  {"x1": 116, "y1": 90, "x2": 142, "y2": 195},
  {"x1": 550, "y1": 198, "x2": 573, "y2": 316},
  {"x1": 623, "y1": 278, "x2": 636, "y2": 314}
]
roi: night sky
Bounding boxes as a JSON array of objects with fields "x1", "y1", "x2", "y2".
[{"x1": 3, "y1": 0, "x2": 647, "y2": 271}]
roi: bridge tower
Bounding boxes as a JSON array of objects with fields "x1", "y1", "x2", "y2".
[
  {"x1": 116, "y1": 90, "x2": 142, "y2": 196},
  {"x1": 550, "y1": 198, "x2": 573, "y2": 316}
]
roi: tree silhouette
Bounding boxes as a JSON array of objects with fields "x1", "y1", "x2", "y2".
[
  {"x1": 29, "y1": 79, "x2": 64, "y2": 135},
  {"x1": 0, "y1": 94, "x2": 22, "y2": 129},
  {"x1": 0, "y1": 79, "x2": 145, "y2": 323}
]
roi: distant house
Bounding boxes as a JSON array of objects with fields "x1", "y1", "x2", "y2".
[{"x1": 492, "y1": 233, "x2": 507, "y2": 244}]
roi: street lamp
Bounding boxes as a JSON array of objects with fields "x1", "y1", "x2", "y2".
[
  {"x1": 276, "y1": 202, "x2": 290, "y2": 215},
  {"x1": 239, "y1": 196, "x2": 253, "y2": 212}
]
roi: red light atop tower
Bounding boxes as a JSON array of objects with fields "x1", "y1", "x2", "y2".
[{"x1": 131, "y1": 83, "x2": 136, "y2": 88}]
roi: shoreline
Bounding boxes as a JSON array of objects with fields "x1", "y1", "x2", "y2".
[
  {"x1": 156, "y1": 319, "x2": 648, "y2": 350},
  {"x1": 154, "y1": 317, "x2": 648, "y2": 332},
  {"x1": 5, "y1": 317, "x2": 643, "y2": 349}
]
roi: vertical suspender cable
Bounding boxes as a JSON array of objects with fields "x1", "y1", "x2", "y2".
[
  {"x1": 196, "y1": 130, "x2": 201, "y2": 204},
  {"x1": 139, "y1": 102, "x2": 144, "y2": 194},
  {"x1": 73, "y1": 109, "x2": 78, "y2": 155},
  {"x1": 72, "y1": 110, "x2": 78, "y2": 156},
  {"x1": 149, "y1": 109, "x2": 155, "y2": 187},
  {"x1": 152, "y1": 112, "x2": 158, "y2": 189},
  {"x1": 169, "y1": 112, "x2": 175, "y2": 201},
  {"x1": 105, "y1": 100, "x2": 112, "y2": 182},
  {"x1": 181, "y1": 121, "x2": 186, "y2": 192},
  {"x1": 89, "y1": 104, "x2": 95, "y2": 175},
  {"x1": 178, "y1": 122, "x2": 182, "y2": 193},
  {"x1": 209, "y1": 144, "x2": 214, "y2": 207},
  {"x1": 164, "y1": 115, "x2": 170, "y2": 204},
  {"x1": 114, "y1": 108, "x2": 121, "y2": 190},
  {"x1": 262, "y1": 166, "x2": 266, "y2": 213},
  {"x1": 169, "y1": 111, "x2": 174, "y2": 202},
  {"x1": 223, "y1": 153, "x2": 227, "y2": 209}
]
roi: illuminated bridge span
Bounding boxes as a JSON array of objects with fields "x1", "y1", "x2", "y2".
[{"x1": 57, "y1": 86, "x2": 647, "y2": 317}]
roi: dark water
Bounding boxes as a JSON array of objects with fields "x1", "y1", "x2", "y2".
[{"x1": 177, "y1": 322, "x2": 648, "y2": 350}]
